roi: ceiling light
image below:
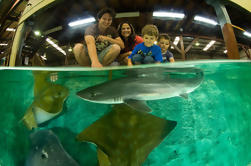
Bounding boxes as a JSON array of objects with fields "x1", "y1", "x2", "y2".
[
  {"x1": 195, "y1": 42, "x2": 200, "y2": 46},
  {"x1": 0, "y1": 43, "x2": 8, "y2": 46},
  {"x1": 34, "y1": 31, "x2": 41, "y2": 36},
  {"x1": 153, "y1": 11, "x2": 185, "y2": 19},
  {"x1": 171, "y1": 46, "x2": 174, "y2": 49},
  {"x1": 203, "y1": 40, "x2": 216, "y2": 51},
  {"x1": 68, "y1": 48, "x2": 73, "y2": 52},
  {"x1": 194, "y1": 16, "x2": 218, "y2": 26},
  {"x1": 224, "y1": 50, "x2": 227, "y2": 54},
  {"x1": 243, "y1": 31, "x2": 251, "y2": 38},
  {"x1": 6, "y1": 28, "x2": 16, "y2": 32},
  {"x1": 41, "y1": 55, "x2": 47, "y2": 60},
  {"x1": 68, "y1": 17, "x2": 96, "y2": 27},
  {"x1": 173, "y1": 37, "x2": 180, "y2": 45},
  {"x1": 46, "y1": 38, "x2": 66, "y2": 55},
  {"x1": 116, "y1": 12, "x2": 140, "y2": 18}
]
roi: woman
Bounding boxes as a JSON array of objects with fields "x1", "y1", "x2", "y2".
[{"x1": 117, "y1": 22, "x2": 143, "y2": 65}]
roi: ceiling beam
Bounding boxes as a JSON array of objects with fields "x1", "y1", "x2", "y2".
[{"x1": 185, "y1": 37, "x2": 199, "y2": 53}]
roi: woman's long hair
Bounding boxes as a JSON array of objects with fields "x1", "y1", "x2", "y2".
[{"x1": 117, "y1": 22, "x2": 136, "y2": 51}]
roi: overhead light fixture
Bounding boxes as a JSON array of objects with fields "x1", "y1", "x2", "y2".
[
  {"x1": 195, "y1": 42, "x2": 200, "y2": 46},
  {"x1": 203, "y1": 40, "x2": 216, "y2": 51},
  {"x1": 46, "y1": 38, "x2": 66, "y2": 55},
  {"x1": 116, "y1": 12, "x2": 140, "y2": 18},
  {"x1": 194, "y1": 16, "x2": 218, "y2": 26},
  {"x1": 68, "y1": 48, "x2": 73, "y2": 52},
  {"x1": 68, "y1": 17, "x2": 96, "y2": 27},
  {"x1": 0, "y1": 43, "x2": 8, "y2": 46},
  {"x1": 41, "y1": 54, "x2": 47, "y2": 60},
  {"x1": 153, "y1": 11, "x2": 185, "y2": 19},
  {"x1": 224, "y1": 50, "x2": 227, "y2": 54},
  {"x1": 173, "y1": 37, "x2": 180, "y2": 45},
  {"x1": 171, "y1": 46, "x2": 174, "y2": 49},
  {"x1": 6, "y1": 28, "x2": 16, "y2": 32},
  {"x1": 34, "y1": 31, "x2": 41, "y2": 36},
  {"x1": 243, "y1": 31, "x2": 251, "y2": 38}
]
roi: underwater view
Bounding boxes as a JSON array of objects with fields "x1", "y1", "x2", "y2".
[{"x1": 0, "y1": 60, "x2": 251, "y2": 166}]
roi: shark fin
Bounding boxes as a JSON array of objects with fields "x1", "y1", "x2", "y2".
[
  {"x1": 180, "y1": 93, "x2": 188, "y2": 99},
  {"x1": 124, "y1": 99, "x2": 152, "y2": 112}
]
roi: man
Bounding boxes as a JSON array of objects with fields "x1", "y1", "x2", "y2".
[{"x1": 73, "y1": 8, "x2": 124, "y2": 67}]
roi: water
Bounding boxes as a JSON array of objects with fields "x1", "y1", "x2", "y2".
[{"x1": 0, "y1": 60, "x2": 251, "y2": 166}]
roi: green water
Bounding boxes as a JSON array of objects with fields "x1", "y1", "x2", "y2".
[{"x1": 0, "y1": 60, "x2": 251, "y2": 166}]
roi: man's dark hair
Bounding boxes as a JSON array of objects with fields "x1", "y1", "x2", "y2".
[{"x1": 97, "y1": 7, "x2": 116, "y2": 19}]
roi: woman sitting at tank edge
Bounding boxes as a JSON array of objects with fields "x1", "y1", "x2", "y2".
[{"x1": 117, "y1": 22, "x2": 143, "y2": 65}]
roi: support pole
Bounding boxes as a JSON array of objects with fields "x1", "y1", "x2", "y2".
[
  {"x1": 206, "y1": 0, "x2": 240, "y2": 59},
  {"x1": 9, "y1": 22, "x2": 26, "y2": 66}
]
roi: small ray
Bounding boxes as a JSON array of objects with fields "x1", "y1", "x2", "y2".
[
  {"x1": 25, "y1": 130, "x2": 79, "y2": 166},
  {"x1": 21, "y1": 71, "x2": 69, "y2": 130}
]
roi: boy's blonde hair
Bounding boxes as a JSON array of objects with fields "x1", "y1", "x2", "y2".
[
  {"x1": 141, "y1": 24, "x2": 159, "y2": 38},
  {"x1": 158, "y1": 33, "x2": 170, "y2": 41}
]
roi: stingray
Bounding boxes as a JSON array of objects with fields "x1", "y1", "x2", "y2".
[
  {"x1": 25, "y1": 129, "x2": 79, "y2": 166},
  {"x1": 76, "y1": 104, "x2": 177, "y2": 166},
  {"x1": 22, "y1": 71, "x2": 69, "y2": 130}
]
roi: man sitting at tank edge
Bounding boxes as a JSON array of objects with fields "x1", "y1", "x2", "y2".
[{"x1": 73, "y1": 8, "x2": 125, "y2": 68}]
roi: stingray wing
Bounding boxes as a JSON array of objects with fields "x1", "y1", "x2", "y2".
[{"x1": 76, "y1": 104, "x2": 177, "y2": 166}]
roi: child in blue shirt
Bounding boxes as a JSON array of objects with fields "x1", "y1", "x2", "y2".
[
  {"x1": 158, "y1": 34, "x2": 175, "y2": 63},
  {"x1": 128, "y1": 24, "x2": 162, "y2": 66}
]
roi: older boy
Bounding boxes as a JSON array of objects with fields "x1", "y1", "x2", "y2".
[
  {"x1": 158, "y1": 34, "x2": 175, "y2": 63},
  {"x1": 128, "y1": 24, "x2": 162, "y2": 66},
  {"x1": 73, "y1": 8, "x2": 124, "y2": 68}
]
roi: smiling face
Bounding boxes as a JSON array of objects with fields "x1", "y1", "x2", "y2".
[
  {"x1": 121, "y1": 23, "x2": 132, "y2": 38},
  {"x1": 98, "y1": 13, "x2": 112, "y2": 30},
  {"x1": 143, "y1": 34, "x2": 157, "y2": 47},
  {"x1": 158, "y1": 38, "x2": 170, "y2": 53}
]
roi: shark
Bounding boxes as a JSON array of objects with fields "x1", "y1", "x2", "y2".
[
  {"x1": 77, "y1": 67, "x2": 204, "y2": 112},
  {"x1": 76, "y1": 104, "x2": 177, "y2": 166},
  {"x1": 22, "y1": 71, "x2": 69, "y2": 130},
  {"x1": 25, "y1": 130, "x2": 79, "y2": 166}
]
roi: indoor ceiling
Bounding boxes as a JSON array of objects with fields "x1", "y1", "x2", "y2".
[{"x1": 0, "y1": 0, "x2": 250, "y2": 65}]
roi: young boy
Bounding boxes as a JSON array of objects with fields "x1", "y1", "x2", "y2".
[
  {"x1": 128, "y1": 24, "x2": 162, "y2": 66},
  {"x1": 158, "y1": 34, "x2": 175, "y2": 63}
]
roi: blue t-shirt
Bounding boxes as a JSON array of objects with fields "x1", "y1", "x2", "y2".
[
  {"x1": 128, "y1": 43, "x2": 163, "y2": 62},
  {"x1": 162, "y1": 50, "x2": 174, "y2": 62}
]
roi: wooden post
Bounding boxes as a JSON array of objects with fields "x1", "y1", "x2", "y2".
[
  {"x1": 180, "y1": 35, "x2": 185, "y2": 60},
  {"x1": 222, "y1": 23, "x2": 240, "y2": 59},
  {"x1": 206, "y1": 0, "x2": 240, "y2": 59}
]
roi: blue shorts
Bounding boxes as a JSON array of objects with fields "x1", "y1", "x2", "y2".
[{"x1": 131, "y1": 54, "x2": 155, "y2": 64}]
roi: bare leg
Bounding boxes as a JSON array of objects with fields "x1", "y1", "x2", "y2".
[
  {"x1": 73, "y1": 43, "x2": 91, "y2": 66},
  {"x1": 121, "y1": 57, "x2": 128, "y2": 65},
  {"x1": 102, "y1": 44, "x2": 121, "y2": 66}
]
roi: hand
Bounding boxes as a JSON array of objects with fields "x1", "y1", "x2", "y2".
[
  {"x1": 97, "y1": 35, "x2": 108, "y2": 42},
  {"x1": 127, "y1": 58, "x2": 133, "y2": 66},
  {"x1": 91, "y1": 61, "x2": 103, "y2": 68}
]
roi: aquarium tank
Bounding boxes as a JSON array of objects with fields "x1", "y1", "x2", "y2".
[
  {"x1": 1, "y1": 61, "x2": 251, "y2": 166},
  {"x1": 0, "y1": 0, "x2": 251, "y2": 165}
]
